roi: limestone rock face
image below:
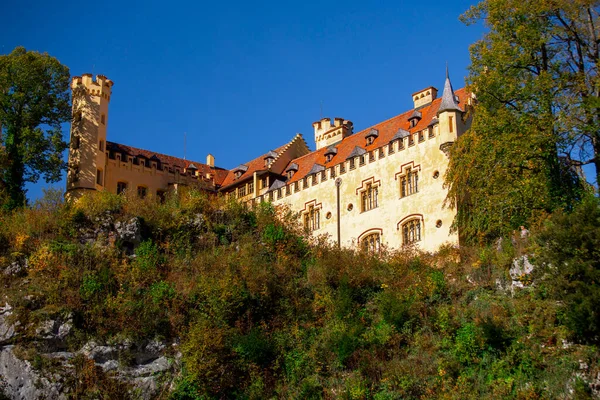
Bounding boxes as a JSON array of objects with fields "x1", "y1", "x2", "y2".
[
  {"x1": 115, "y1": 217, "x2": 143, "y2": 254},
  {"x1": 0, "y1": 345, "x2": 65, "y2": 400}
]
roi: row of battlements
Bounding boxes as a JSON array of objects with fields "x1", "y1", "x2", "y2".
[{"x1": 71, "y1": 74, "x2": 114, "y2": 97}]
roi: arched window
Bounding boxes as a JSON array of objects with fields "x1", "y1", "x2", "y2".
[
  {"x1": 402, "y1": 219, "x2": 422, "y2": 245},
  {"x1": 361, "y1": 232, "x2": 381, "y2": 253}
]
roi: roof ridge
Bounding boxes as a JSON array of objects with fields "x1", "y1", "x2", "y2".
[{"x1": 107, "y1": 140, "x2": 213, "y2": 169}]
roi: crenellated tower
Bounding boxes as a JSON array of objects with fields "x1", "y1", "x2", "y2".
[
  {"x1": 313, "y1": 117, "x2": 353, "y2": 150},
  {"x1": 66, "y1": 74, "x2": 113, "y2": 200}
]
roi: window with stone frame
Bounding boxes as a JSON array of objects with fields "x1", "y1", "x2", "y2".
[
  {"x1": 137, "y1": 186, "x2": 147, "y2": 199},
  {"x1": 400, "y1": 168, "x2": 419, "y2": 198},
  {"x1": 303, "y1": 204, "x2": 320, "y2": 231},
  {"x1": 361, "y1": 232, "x2": 381, "y2": 253},
  {"x1": 361, "y1": 182, "x2": 379, "y2": 212},
  {"x1": 408, "y1": 134, "x2": 415, "y2": 146},
  {"x1": 321, "y1": 171, "x2": 327, "y2": 181},
  {"x1": 248, "y1": 181, "x2": 254, "y2": 194},
  {"x1": 340, "y1": 162, "x2": 346, "y2": 174},
  {"x1": 402, "y1": 219, "x2": 422, "y2": 245},
  {"x1": 294, "y1": 181, "x2": 300, "y2": 192},
  {"x1": 379, "y1": 148, "x2": 385, "y2": 159},
  {"x1": 418, "y1": 131, "x2": 425, "y2": 142},
  {"x1": 330, "y1": 167, "x2": 336, "y2": 178},
  {"x1": 388, "y1": 142, "x2": 395, "y2": 154},
  {"x1": 369, "y1": 151, "x2": 375, "y2": 163},
  {"x1": 349, "y1": 158, "x2": 356, "y2": 170},
  {"x1": 312, "y1": 174, "x2": 318, "y2": 186},
  {"x1": 359, "y1": 155, "x2": 365, "y2": 166},
  {"x1": 117, "y1": 181, "x2": 127, "y2": 195}
]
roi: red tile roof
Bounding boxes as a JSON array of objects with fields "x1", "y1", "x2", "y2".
[
  {"x1": 219, "y1": 142, "x2": 291, "y2": 189},
  {"x1": 106, "y1": 141, "x2": 229, "y2": 186},
  {"x1": 283, "y1": 88, "x2": 468, "y2": 185}
]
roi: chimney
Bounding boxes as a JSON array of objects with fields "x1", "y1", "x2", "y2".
[
  {"x1": 412, "y1": 86, "x2": 438, "y2": 109},
  {"x1": 206, "y1": 154, "x2": 215, "y2": 167}
]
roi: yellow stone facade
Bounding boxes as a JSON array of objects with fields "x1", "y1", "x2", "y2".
[{"x1": 66, "y1": 73, "x2": 472, "y2": 252}]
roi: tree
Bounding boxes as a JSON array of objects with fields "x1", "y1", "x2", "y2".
[
  {"x1": 0, "y1": 46, "x2": 70, "y2": 210},
  {"x1": 533, "y1": 195, "x2": 600, "y2": 344},
  {"x1": 445, "y1": 0, "x2": 595, "y2": 243}
]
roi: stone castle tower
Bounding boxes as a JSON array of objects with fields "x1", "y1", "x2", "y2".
[{"x1": 66, "y1": 74, "x2": 113, "y2": 200}]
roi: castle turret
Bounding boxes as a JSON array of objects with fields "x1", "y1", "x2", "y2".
[
  {"x1": 436, "y1": 68, "x2": 464, "y2": 154},
  {"x1": 66, "y1": 74, "x2": 114, "y2": 200},
  {"x1": 313, "y1": 117, "x2": 353, "y2": 150}
]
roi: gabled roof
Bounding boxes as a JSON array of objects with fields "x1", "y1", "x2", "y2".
[
  {"x1": 365, "y1": 128, "x2": 379, "y2": 139},
  {"x1": 219, "y1": 134, "x2": 310, "y2": 190},
  {"x1": 105, "y1": 141, "x2": 229, "y2": 186},
  {"x1": 286, "y1": 162, "x2": 299, "y2": 172},
  {"x1": 269, "y1": 179, "x2": 286, "y2": 190},
  {"x1": 232, "y1": 165, "x2": 249, "y2": 173},
  {"x1": 324, "y1": 146, "x2": 338, "y2": 156},
  {"x1": 280, "y1": 87, "x2": 467, "y2": 185},
  {"x1": 392, "y1": 128, "x2": 410, "y2": 140},
  {"x1": 346, "y1": 146, "x2": 367, "y2": 159},
  {"x1": 307, "y1": 163, "x2": 326, "y2": 175},
  {"x1": 408, "y1": 110, "x2": 422, "y2": 120},
  {"x1": 264, "y1": 150, "x2": 278, "y2": 159}
]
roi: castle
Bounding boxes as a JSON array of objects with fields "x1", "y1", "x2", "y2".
[{"x1": 66, "y1": 72, "x2": 472, "y2": 251}]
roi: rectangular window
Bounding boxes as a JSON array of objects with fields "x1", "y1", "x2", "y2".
[
  {"x1": 303, "y1": 177, "x2": 308, "y2": 189},
  {"x1": 349, "y1": 158, "x2": 356, "y2": 170},
  {"x1": 101, "y1": 114, "x2": 106, "y2": 125},
  {"x1": 340, "y1": 162, "x2": 346, "y2": 174},
  {"x1": 361, "y1": 183, "x2": 379, "y2": 212},
  {"x1": 98, "y1": 140, "x2": 104, "y2": 151},
  {"x1": 269, "y1": 191, "x2": 274, "y2": 201},
  {"x1": 321, "y1": 171, "x2": 327, "y2": 181},
  {"x1": 399, "y1": 139, "x2": 405, "y2": 150},
  {"x1": 72, "y1": 135, "x2": 80, "y2": 149},
  {"x1": 137, "y1": 186, "x2": 147, "y2": 199},
  {"x1": 277, "y1": 188, "x2": 282, "y2": 199},
  {"x1": 379, "y1": 148, "x2": 385, "y2": 159},
  {"x1": 312, "y1": 174, "x2": 317, "y2": 186},
  {"x1": 428, "y1": 126, "x2": 435, "y2": 138},
  {"x1": 248, "y1": 181, "x2": 254, "y2": 194},
  {"x1": 238, "y1": 185, "x2": 246, "y2": 198},
  {"x1": 418, "y1": 131, "x2": 424, "y2": 142},
  {"x1": 261, "y1": 177, "x2": 268, "y2": 189},
  {"x1": 330, "y1": 167, "x2": 336, "y2": 178},
  {"x1": 117, "y1": 181, "x2": 127, "y2": 195},
  {"x1": 408, "y1": 135, "x2": 414, "y2": 146},
  {"x1": 359, "y1": 155, "x2": 365, "y2": 166},
  {"x1": 388, "y1": 142, "x2": 395, "y2": 154},
  {"x1": 294, "y1": 181, "x2": 299, "y2": 192},
  {"x1": 369, "y1": 151, "x2": 375, "y2": 163},
  {"x1": 303, "y1": 205, "x2": 320, "y2": 231},
  {"x1": 400, "y1": 169, "x2": 419, "y2": 197},
  {"x1": 96, "y1": 169, "x2": 103, "y2": 185},
  {"x1": 285, "y1": 185, "x2": 291, "y2": 196},
  {"x1": 449, "y1": 116, "x2": 454, "y2": 133}
]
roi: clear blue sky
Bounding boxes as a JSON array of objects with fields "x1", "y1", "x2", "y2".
[{"x1": 4, "y1": 1, "x2": 491, "y2": 200}]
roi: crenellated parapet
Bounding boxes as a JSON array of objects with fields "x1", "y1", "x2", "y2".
[
  {"x1": 71, "y1": 74, "x2": 114, "y2": 100},
  {"x1": 313, "y1": 117, "x2": 353, "y2": 150}
]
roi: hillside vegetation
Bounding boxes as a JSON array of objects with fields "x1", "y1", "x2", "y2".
[{"x1": 0, "y1": 189, "x2": 599, "y2": 399}]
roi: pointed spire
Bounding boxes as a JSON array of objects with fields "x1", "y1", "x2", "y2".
[{"x1": 437, "y1": 66, "x2": 462, "y2": 115}]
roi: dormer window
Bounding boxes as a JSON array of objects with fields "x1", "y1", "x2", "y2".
[
  {"x1": 264, "y1": 150, "x2": 278, "y2": 168},
  {"x1": 324, "y1": 146, "x2": 338, "y2": 163},
  {"x1": 408, "y1": 110, "x2": 422, "y2": 129},
  {"x1": 365, "y1": 128, "x2": 379, "y2": 146},
  {"x1": 287, "y1": 170, "x2": 294, "y2": 180},
  {"x1": 285, "y1": 163, "x2": 299, "y2": 181},
  {"x1": 233, "y1": 164, "x2": 248, "y2": 179}
]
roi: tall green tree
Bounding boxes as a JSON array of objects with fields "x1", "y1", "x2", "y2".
[
  {"x1": 0, "y1": 46, "x2": 70, "y2": 210},
  {"x1": 446, "y1": 0, "x2": 596, "y2": 243}
]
